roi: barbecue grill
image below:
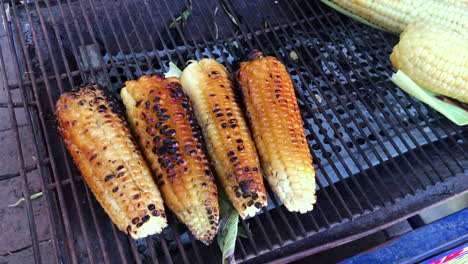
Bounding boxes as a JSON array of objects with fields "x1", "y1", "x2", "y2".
[{"x1": 0, "y1": 0, "x2": 466, "y2": 263}]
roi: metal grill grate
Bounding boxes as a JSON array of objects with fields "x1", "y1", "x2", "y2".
[{"x1": 0, "y1": 0, "x2": 466, "y2": 263}]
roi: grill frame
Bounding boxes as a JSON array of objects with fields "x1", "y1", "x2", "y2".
[{"x1": 0, "y1": 0, "x2": 466, "y2": 263}]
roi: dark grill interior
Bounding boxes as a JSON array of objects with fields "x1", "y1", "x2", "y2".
[{"x1": 0, "y1": 0, "x2": 466, "y2": 263}]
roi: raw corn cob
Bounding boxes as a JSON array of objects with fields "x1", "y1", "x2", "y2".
[
  {"x1": 180, "y1": 59, "x2": 268, "y2": 218},
  {"x1": 121, "y1": 75, "x2": 219, "y2": 244},
  {"x1": 237, "y1": 51, "x2": 316, "y2": 213},
  {"x1": 390, "y1": 22, "x2": 468, "y2": 104},
  {"x1": 56, "y1": 84, "x2": 167, "y2": 239},
  {"x1": 322, "y1": 0, "x2": 468, "y2": 34}
]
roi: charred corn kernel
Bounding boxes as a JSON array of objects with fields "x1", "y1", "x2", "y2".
[
  {"x1": 180, "y1": 59, "x2": 268, "y2": 218},
  {"x1": 121, "y1": 75, "x2": 219, "y2": 244},
  {"x1": 56, "y1": 84, "x2": 167, "y2": 239},
  {"x1": 237, "y1": 51, "x2": 316, "y2": 213},
  {"x1": 324, "y1": 0, "x2": 468, "y2": 34},
  {"x1": 390, "y1": 22, "x2": 468, "y2": 103}
]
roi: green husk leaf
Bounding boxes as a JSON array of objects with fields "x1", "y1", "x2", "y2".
[
  {"x1": 165, "y1": 62, "x2": 240, "y2": 263},
  {"x1": 164, "y1": 62, "x2": 183, "y2": 78},
  {"x1": 321, "y1": 0, "x2": 389, "y2": 33},
  {"x1": 392, "y1": 70, "x2": 468, "y2": 126},
  {"x1": 217, "y1": 189, "x2": 239, "y2": 264},
  {"x1": 8, "y1": 192, "x2": 43, "y2": 207}
]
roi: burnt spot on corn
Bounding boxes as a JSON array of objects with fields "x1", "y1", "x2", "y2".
[
  {"x1": 255, "y1": 202, "x2": 263, "y2": 209},
  {"x1": 116, "y1": 165, "x2": 124, "y2": 171},
  {"x1": 142, "y1": 215, "x2": 150, "y2": 222},
  {"x1": 112, "y1": 187, "x2": 119, "y2": 192},
  {"x1": 239, "y1": 181, "x2": 249, "y2": 193},
  {"x1": 160, "y1": 115, "x2": 170, "y2": 121},
  {"x1": 133, "y1": 194, "x2": 140, "y2": 199},
  {"x1": 104, "y1": 174, "x2": 114, "y2": 181}
]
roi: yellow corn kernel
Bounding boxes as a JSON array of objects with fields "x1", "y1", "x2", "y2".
[
  {"x1": 325, "y1": 0, "x2": 468, "y2": 34},
  {"x1": 121, "y1": 75, "x2": 219, "y2": 244},
  {"x1": 180, "y1": 59, "x2": 268, "y2": 218},
  {"x1": 390, "y1": 22, "x2": 468, "y2": 103},
  {"x1": 56, "y1": 84, "x2": 167, "y2": 239},
  {"x1": 237, "y1": 51, "x2": 316, "y2": 213}
]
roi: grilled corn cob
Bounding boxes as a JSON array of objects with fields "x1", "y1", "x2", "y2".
[
  {"x1": 323, "y1": 0, "x2": 468, "y2": 34},
  {"x1": 121, "y1": 75, "x2": 219, "y2": 244},
  {"x1": 56, "y1": 84, "x2": 167, "y2": 239},
  {"x1": 237, "y1": 51, "x2": 316, "y2": 213},
  {"x1": 390, "y1": 22, "x2": 468, "y2": 104},
  {"x1": 180, "y1": 59, "x2": 268, "y2": 218}
]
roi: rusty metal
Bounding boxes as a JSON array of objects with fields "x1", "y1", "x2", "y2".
[{"x1": 0, "y1": 0, "x2": 466, "y2": 263}]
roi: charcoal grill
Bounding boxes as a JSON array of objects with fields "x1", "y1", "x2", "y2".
[{"x1": 0, "y1": 0, "x2": 466, "y2": 263}]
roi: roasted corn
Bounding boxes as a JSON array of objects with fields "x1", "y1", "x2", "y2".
[
  {"x1": 180, "y1": 59, "x2": 268, "y2": 218},
  {"x1": 121, "y1": 75, "x2": 219, "y2": 244},
  {"x1": 323, "y1": 0, "x2": 468, "y2": 34},
  {"x1": 390, "y1": 22, "x2": 468, "y2": 104},
  {"x1": 56, "y1": 84, "x2": 167, "y2": 239},
  {"x1": 237, "y1": 51, "x2": 316, "y2": 213}
]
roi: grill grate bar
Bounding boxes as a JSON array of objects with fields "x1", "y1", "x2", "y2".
[
  {"x1": 288, "y1": 1, "x2": 421, "y2": 195},
  {"x1": 0, "y1": 4, "x2": 54, "y2": 262},
  {"x1": 351, "y1": 19, "x2": 468, "y2": 164},
  {"x1": 129, "y1": 238, "x2": 143, "y2": 264},
  {"x1": 225, "y1": 1, "x2": 368, "y2": 215},
  {"x1": 159, "y1": 236, "x2": 175, "y2": 264},
  {"x1": 146, "y1": 237, "x2": 160, "y2": 264},
  {"x1": 311, "y1": 2, "x2": 460, "y2": 183},
  {"x1": 338, "y1": 6, "x2": 468, "y2": 163},
  {"x1": 1, "y1": 0, "x2": 466, "y2": 263},
  {"x1": 5, "y1": 1, "x2": 79, "y2": 262},
  {"x1": 188, "y1": 233, "x2": 203, "y2": 264},
  {"x1": 169, "y1": 220, "x2": 190, "y2": 264},
  {"x1": 0, "y1": 47, "x2": 42, "y2": 263},
  {"x1": 22, "y1": 2, "x2": 101, "y2": 262},
  {"x1": 110, "y1": 222, "x2": 129, "y2": 263},
  {"x1": 371, "y1": 23, "x2": 468, "y2": 153},
  {"x1": 216, "y1": 2, "x2": 359, "y2": 229},
  {"x1": 83, "y1": 185, "x2": 111, "y2": 264},
  {"x1": 272, "y1": 1, "x2": 411, "y2": 203}
]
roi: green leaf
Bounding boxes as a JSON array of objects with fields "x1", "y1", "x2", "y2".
[
  {"x1": 8, "y1": 192, "x2": 43, "y2": 207},
  {"x1": 217, "y1": 189, "x2": 239, "y2": 264},
  {"x1": 392, "y1": 70, "x2": 468, "y2": 126},
  {"x1": 321, "y1": 0, "x2": 389, "y2": 33},
  {"x1": 169, "y1": 8, "x2": 191, "y2": 29},
  {"x1": 164, "y1": 62, "x2": 182, "y2": 78}
]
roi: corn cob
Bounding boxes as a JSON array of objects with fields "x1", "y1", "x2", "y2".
[
  {"x1": 390, "y1": 22, "x2": 468, "y2": 104},
  {"x1": 180, "y1": 59, "x2": 268, "y2": 218},
  {"x1": 121, "y1": 75, "x2": 219, "y2": 244},
  {"x1": 56, "y1": 84, "x2": 167, "y2": 239},
  {"x1": 323, "y1": 0, "x2": 468, "y2": 34},
  {"x1": 237, "y1": 51, "x2": 316, "y2": 213}
]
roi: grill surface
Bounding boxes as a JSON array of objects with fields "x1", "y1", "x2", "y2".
[{"x1": 0, "y1": 0, "x2": 466, "y2": 263}]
